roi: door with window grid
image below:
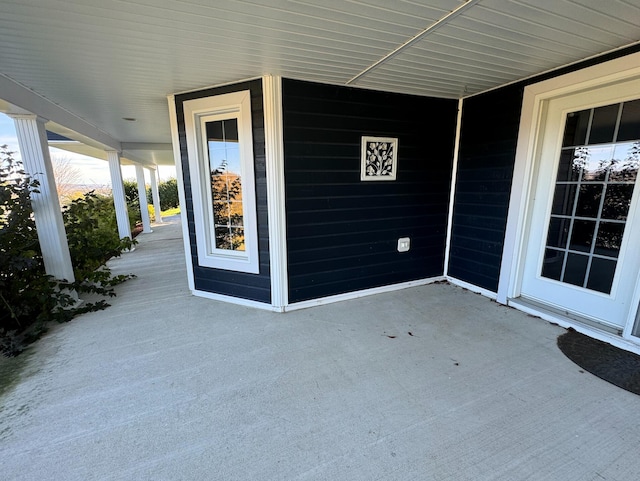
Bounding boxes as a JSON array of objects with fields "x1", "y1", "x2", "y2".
[{"x1": 521, "y1": 91, "x2": 640, "y2": 330}]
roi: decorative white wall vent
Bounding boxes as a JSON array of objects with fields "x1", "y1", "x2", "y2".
[{"x1": 361, "y1": 136, "x2": 398, "y2": 181}]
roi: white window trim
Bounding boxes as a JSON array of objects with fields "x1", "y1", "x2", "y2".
[{"x1": 183, "y1": 90, "x2": 260, "y2": 274}]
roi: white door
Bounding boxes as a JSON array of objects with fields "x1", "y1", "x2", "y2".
[{"x1": 520, "y1": 81, "x2": 640, "y2": 330}]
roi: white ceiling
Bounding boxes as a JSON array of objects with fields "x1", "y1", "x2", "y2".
[{"x1": 1, "y1": 0, "x2": 639, "y2": 164}]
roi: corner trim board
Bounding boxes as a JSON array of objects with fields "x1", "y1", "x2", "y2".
[
  {"x1": 262, "y1": 75, "x2": 289, "y2": 309},
  {"x1": 167, "y1": 94, "x2": 196, "y2": 292}
]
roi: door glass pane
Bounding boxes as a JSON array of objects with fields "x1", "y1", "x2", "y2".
[
  {"x1": 594, "y1": 222, "x2": 624, "y2": 258},
  {"x1": 609, "y1": 142, "x2": 639, "y2": 181},
  {"x1": 601, "y1": 185, "x2": 633, "y2": 220},
  {"x1": 617, "y1": 100, "x2": 640, "y2": 142},
  {"x1": 541, "y1": 248, "x2": 563, "y2": 280},
  {"x1": 563, "y1": 109, "x2": 590, "y2": 147},
  {"x1": 580, "y1": 146, "x2": 612, "y2": 181},
  {"x1": 586, "y1": 258, "x2": 617, "y2": 294},
  {"x1": 569, "y1": 220, "x2": 596, "y2": 252},
  {"x1": 551, "y1": 184, "x2": 577, "y2": 216},
  {"x1": 541, "y1": 100, "x2": 639, "y2": 294},
  {"x1": 588, "y1": 104, "x2": 619, "y2": 144},
  {"x1": 575, "y1": 185, "x2": 603, "y2": 217},
  {"x1": 546, "y1": 217, "x2": 570, "y2": 249},
  {"x1": 564, "y1": 253, "x2": 589, "y2": 286},
  {"x1": 556, "y1": 149, "x2": 581, "y2": 181}
]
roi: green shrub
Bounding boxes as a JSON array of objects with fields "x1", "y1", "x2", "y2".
[
  {"x1": 123, "y1": 179, "x2": 141, "y2": 229},
  {"x1": 0, "y1": 146, "x2": 135, "y2": 356},
  {"x1": 63, "y1": 192, "x2": 136, "y2": 278},
  {"x1": 146, "y1": 178, "x2": 179, "y2": 211}
]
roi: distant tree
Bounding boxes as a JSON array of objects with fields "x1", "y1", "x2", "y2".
[{"x1": 51, "y1": 155, "x2": 83, "y2": 205}]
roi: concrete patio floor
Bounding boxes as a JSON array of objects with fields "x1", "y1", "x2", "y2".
[{"x1": 1, "y1": 216, "x2": 639, "y2": 481}]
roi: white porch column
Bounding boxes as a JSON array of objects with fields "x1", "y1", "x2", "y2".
[
  {"x1": 148, "y1": 166, "x2": 163, "y2": 223},
  {"x1": 106, "y1": 150, "x2": 132, "y2": 240},
  {"x1": 135, "y1": 164, "x2": 152, "y2": 233},
  {"x1": 10, "y1": 114, "x2": 75, "y2": 283}
]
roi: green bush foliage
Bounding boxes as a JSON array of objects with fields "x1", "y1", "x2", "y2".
[
  {"x1": 122, "y1": 179, "x2": 141, "y2": 229},
  {"x1": 146, "y1": 178, "x2": 179, "y2": 211},
  {"x1": 0, "y1": 146, "x2": 135, "y2": 356}
]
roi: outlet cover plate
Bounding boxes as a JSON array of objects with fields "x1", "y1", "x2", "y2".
[{"x1": 397, "y1": 237, "x2": 410, "y2": 252}]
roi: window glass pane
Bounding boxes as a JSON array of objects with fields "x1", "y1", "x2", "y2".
[
  {"x1": 588, "y1": 104, "x2": 619, "y2": 144},
  {"x1": 556, "y1": 149, "x2": 582, "y2": 181},
  {"x1": 207, "y1": 118, "x2": 245, "y2": 252},
  {"x1": 575, "y1": 184, "x2": 603, "y2": 218},
  {"x1": 594, "y1": 222, "x2": 624, "y2": 258},
  {"x1": 609, "y1": 142, "x2": 640, "y2": 182},
  {"x1": 586, "y1": 257, "x2": 616, "y2": 294},
  {"x1": 206, "y1": 121, "x2": 223, "y2": 141},
  {"x1": 541, "y1": 248, "x2": 564, "y2": 281},
  {"x1": 551, "y1": 184, "x2": 577, "y2": 216},
  {"x1": 215, "y1": 226, "x2": 233, "y2": 250},
  {"x1": 563, "y1": 109, "x2": 590, "y2": 147},
  {"x1": 569, "y1": 220, "x2": 596, "y2": 252},
  {"x1": 228, "y1": 200, "x2": 244, "y2": 227},
  {"x1": 223, "y1": 118, "x2": 238, "y2": 141},
  {"x1": 213, "y1": 201, "x2": 230, "y2": 220},
  {"x1": 601, "y1": 185, "x2": 634, "y2": 220},
  {"x1": 546, "y1": 217, "x2": 570, "y2": 249},
  {"x1": 617, "y1": 99, "x2": 640, "y2": 142},
  {"x1": 211, "y1": 176, "x2": 228, "y2": 201},
  {"x1": 230, "y1": 227, "x2": 245, "y2": 251},
  {"x1": 563, "y1": 253, "x2": 589, "y2": 286}
]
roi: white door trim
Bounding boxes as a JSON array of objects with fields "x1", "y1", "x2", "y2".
[{"x1": 498, "y1": 51, "x2": 640, "y2": 342}]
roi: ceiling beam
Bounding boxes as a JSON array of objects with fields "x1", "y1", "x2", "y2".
[{"x1": 0, "y1": 73, "x2": 121, "y2": 152}]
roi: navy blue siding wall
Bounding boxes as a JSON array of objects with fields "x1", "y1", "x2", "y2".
[
  {"x1": 448, "y1": 85, "x2": 523, "y2": 291},
  {"x1": 282, "y1": 79, "x2": 458, "y2": 303},
  {"x1": 449, "y1": 45, "x2": 640, "y2": 292},
  {"x1": 174, "y1": 80, "x2": 271, "y2": 303}
]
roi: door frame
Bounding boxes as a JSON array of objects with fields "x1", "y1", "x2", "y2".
[{"x1": 498, "y1": 51, "x2": 640, "y2": 349}]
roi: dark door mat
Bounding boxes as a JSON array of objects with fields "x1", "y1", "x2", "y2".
[{"x1": 557, "y1": 328, "x2": 640, "y2": 396}]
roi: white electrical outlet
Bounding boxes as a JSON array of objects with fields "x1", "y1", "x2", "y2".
[{"x1": 397, "y1": 237, "x2": 410, "y2": 252}]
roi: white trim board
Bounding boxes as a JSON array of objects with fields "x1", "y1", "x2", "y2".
[
  {"x1": 443, "y1": 98, "x2": 464, "y2": 276},
  {"x1": 284, "y1": 277, "x2": 446, "y2": 312},
  {"x1": 167, "y1": 94, "x2": 196, "y2": 292},
  {"x1": 191, "y1": 289, "x2": 281, "y2": 312},
  {"x1": 446, "y1": 276, "x2": 497, "y2": 300},
  {"x1": 262, "y1": 75, "x2": 289, "y2": 310}
]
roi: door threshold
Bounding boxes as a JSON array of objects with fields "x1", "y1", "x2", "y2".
[{"x1": 509, "y1": 297, "x2": 623, "y2": 336}]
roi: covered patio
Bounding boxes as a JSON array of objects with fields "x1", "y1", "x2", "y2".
[{"x1": 1, "y1": 216, "x2": 638, "y2": 480}]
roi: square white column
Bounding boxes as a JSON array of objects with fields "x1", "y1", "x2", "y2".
[
  {"x1": 135, "y1": 164, "x2": 152, "y2": 233},
  {"x1": 148, "y1": 166, "x2": 163, "y2": 223},
  {"x1": 10, "y1": 114, "x2": 75, "y2": 283},
  {"x1": 106, "y1": 150, "x2": 132, "y2": 240}
]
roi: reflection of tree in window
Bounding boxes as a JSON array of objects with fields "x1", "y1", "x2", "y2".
[
  {"x1": 543, "y1": 101, "x2": 640, "y2": 293},
  {"x1": 207, "y1": 119, "x2": 245, "y2": 251}
]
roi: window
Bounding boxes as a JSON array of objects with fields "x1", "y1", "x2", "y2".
[{"x1": 183, "y1": 90, "x2": 259, "y2": 273}]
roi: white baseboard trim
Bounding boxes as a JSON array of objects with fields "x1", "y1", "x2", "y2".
[
  {"x1": 446, "y1": 276, "x2": 498, "y2": 300},
  {"x1": 191, "y1": 289, "x2": 281, "y2": 312},
  {"x1": 284, "y1": 276, "x2": 446, "y2": 312}
]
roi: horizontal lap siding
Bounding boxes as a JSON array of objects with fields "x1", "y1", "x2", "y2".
[
  {"x1": 282, "y1": 79, "x2": 457, "y2": 303},
  {"x1": 448, "y1": 85, "x2": 523, "y2": 292},
  {"x1": 175, "y1": 80, "x2": 271, "y2": 303},
  {"x1": 449, "y1": 45, "x2": 640, "y2": 293}
]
